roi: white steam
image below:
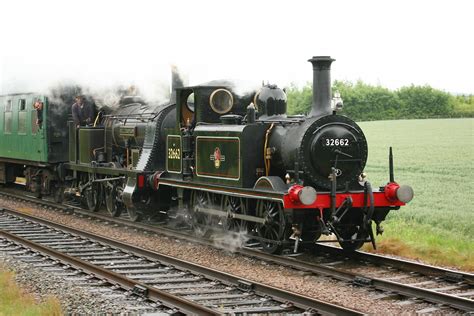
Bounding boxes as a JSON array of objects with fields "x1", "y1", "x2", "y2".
[
  {"x1": 164, "y1": 202, "x2": 249, "y2": 253},
  {"x1": 1, "y1": 56, "x2": 179, "y2": 106},
  {"x1": 211, "y1": 230, "x2": 250, "y2": 253},
  {"x1": 0, "y1": 54, "x2": 268, "y2": 108}
]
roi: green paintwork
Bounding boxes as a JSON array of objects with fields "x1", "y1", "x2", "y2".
[
  {"x1": 195, "y1": 136, "x2": 240, "y2": 180},
  {"x1": 189, "y1": 124, "x2": 267, "y2": 188},
  {"x1": 166, "y1": 135, "x2": 182, "y2": 173},
  {"x1": 78, "y1": 128, "x2": 104, "y2": 163},
  {"x1": 193, "y1": 129, "x2": 243, "y2": 186},
  {"x1": 0, "y1": 94, "x2": 48, "y2": 162}
]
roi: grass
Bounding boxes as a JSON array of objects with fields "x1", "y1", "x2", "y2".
[
  {"x1": 357, "y1": 118, "x2": 474, "y2": 271},
  {"x1": 0, "y1": 267, "x2": 62, "y2": 316}
]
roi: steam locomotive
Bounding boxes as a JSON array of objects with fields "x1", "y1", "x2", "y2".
[{"x1": 0, "y1": 56, "x2": 413, "y2": 253}]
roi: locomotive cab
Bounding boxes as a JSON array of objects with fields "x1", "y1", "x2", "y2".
[
  {"x1": 168, "y1": 83, "x2": 267, "y2": 186},
  {"x1": 175, "y1": 82, "x2": 254, "y2": 127}
]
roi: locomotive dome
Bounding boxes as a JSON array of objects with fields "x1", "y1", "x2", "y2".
[{"x1": 255, "y1": 84, "x2": 287, "y2": 118}]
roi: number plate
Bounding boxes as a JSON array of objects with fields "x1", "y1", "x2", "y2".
[
  {"x1": 119, "y1": 126, "x2": 136, "y2": 137},
  {"x1": 322, "y1": 138, "x2": 350, "y2": 147}
]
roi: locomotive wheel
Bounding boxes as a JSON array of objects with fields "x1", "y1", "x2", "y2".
[
  {"x1": 85, "y1": 183, "x2": 101, "y2": 212},
  {"x1": 190, "y1": 190, "x2": 214, "y2": 237},
  {"x1": 255, "y1": 200, "x2": 287, "y2": 253},
  {"x1": 53, "y1": 184, "x2": 64, "y2": 204},
  {"x1": 33, "y1": 180, "x2": 42, "y2": 199},
  {"x1": 104, "y1": 185, "x2": 122, "y2": 217},
  {"x1": 338, "y1": 226, "x2": 368, "y2": 251},
  {"x1": 126, "y1": 206, "x2": 142, "y2": 222},
  {"x1": 222, "y1": 196, "x2": 247, "y2": 232}
]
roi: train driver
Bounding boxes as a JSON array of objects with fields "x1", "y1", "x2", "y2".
[{"x1": 71, "y1": 95, "x2": 94, "y2": 127}]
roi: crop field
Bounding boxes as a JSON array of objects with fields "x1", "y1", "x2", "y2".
[{"x1": 357, "y1": 118, "x2": 474, "y2": 271}]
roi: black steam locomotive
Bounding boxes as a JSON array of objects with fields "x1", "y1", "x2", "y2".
[{"x1": 0, "y1": 56, "x2": 413, "y2": 253}]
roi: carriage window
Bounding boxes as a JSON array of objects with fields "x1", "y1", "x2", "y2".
[
  {"x1": 4, "y1": 100, "x2": 12, "y2": 134},
  {"x1": 18, "y1": 99, "x2": 27, "y2": 134},
  {"x1": 5, "y1": 100, "x2": 12, "y2": 112},
  {"x1": 19, "y1": 99, "x2": 26, "y2": 111}
]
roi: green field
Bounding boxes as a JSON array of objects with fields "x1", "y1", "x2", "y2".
[{"x1": 357, "y1": 118, "x2": 474, "y2": 270}]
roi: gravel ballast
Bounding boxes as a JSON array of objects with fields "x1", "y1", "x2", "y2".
[
  {"x1": 0, "y1": 253, "x2": 158, "y2": 314},
  {"x1": 0, "y1": 197, "x2": 459, "y2": 315}
]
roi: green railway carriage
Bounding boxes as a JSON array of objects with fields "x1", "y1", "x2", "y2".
[{"x1": 0, "y1": 93, "x2": 69, "y2": 193}]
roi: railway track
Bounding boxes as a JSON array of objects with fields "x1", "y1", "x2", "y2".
[
  {"x1": 1, "y1": 188, "x2": 473, "y2": 313},
  {"x1": 0, "y1": 206, "x2": 361, "y2": 315},
  {"x1": 0, "y1": 237, "x2": 172, "y2": 314}
]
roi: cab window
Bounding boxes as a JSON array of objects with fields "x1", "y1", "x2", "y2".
[{"x1": 180, "y1": 90, "x2": 195, "y2": 128}]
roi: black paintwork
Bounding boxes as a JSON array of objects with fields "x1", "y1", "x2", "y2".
[
  {"x1": 308, "y1": 56, "x2": 335, "y2": 117},
  {"x1": 256, "y1": 85, "x2": 287, "y2": 119}
]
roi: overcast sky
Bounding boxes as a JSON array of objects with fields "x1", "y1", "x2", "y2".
[{"x1": 0, "y1": 0, "x2": 472, "y2": 98}]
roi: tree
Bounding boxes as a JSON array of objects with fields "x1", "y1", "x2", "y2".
[
  {"x1": 286, "y1": 80, "x2": 468, "y2": 120},
  {"x1": 286, "y1": 83, "x2": 312, "y2": 115},
  {"x1": 452, "y1": 94, "x2": 474, "y2": 117},
  {"x1": 397, "y1": 85, "x2": 453, "y2": 118},
  {"x1": 333, "y1": 80, "x2": 401, "y2": 121}
]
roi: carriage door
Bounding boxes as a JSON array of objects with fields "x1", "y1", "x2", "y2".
[{"x1": 30, "y1": 96, "x2": 46, "y2": 161}]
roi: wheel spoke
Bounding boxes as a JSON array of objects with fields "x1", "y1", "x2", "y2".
[
  {"x1": 222, "y1": 196, "x2": 247, "y2": 232},
  {"x1": 85, "y1": 184, "x2": 100, "y2": 212},
  {"x1": 191, "y1": 190, "x2": 216, "y2": 237},
  {"x1": 256, "y1": 200, "x2": 287, "y2": 253},
  {"x1": 104, "y1": 184, "x2": 122, "y2": 217}
]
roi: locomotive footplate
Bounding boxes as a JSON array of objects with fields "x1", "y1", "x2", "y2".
[{"x1": 64, "y1": 163, "x2": 141, "y2": 177}]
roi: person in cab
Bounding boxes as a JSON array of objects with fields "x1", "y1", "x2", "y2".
[
  {"x1": 71, "y1": 95, "x2": 94, "y2": 127},
  {"x1": 33, "y1": 100, "x2": 44, "y2": 128}
]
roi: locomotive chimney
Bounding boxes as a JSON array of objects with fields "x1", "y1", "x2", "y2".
[
  {"x1": 170, "y1": 65, "x2": 184, "y2": 104},
  {"x1": 308, "y1": 56, "x2": 335, "y2": 117}
]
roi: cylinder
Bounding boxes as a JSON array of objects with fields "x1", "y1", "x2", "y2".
[{"x1": 308, "y1": 56, "x2": 335, "y2": 117}]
